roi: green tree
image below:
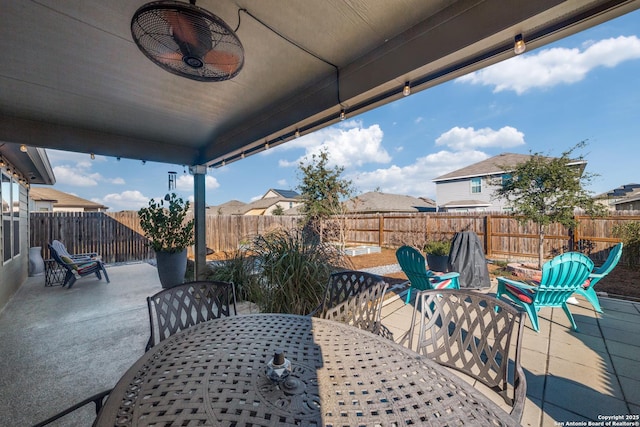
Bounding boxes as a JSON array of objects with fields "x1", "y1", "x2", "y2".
[
  {"x1": 272, "y1": 204, "x2": 285, "y2": 216},
  {"x1": 297, "y1": 149, "x2": 355, "y2": 247},
  {"x1": 494, "y1": 142, "x2": 605, "y2": 268}
]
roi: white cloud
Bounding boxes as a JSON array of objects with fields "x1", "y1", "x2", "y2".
[
  {"x1": 435, "y1": 126, "x2": 525, "y2": 151},
  {"x1": 415, "y1": 117, "x2": 424, "y2": 124},
  {"x1": 352, "y1": 150, "x2": 489, "y2": 198},
  {"x1": 53, "y1": 165, "x2": 102, "y2": 186},
  {"x1": 457, "y1": 35, "x2": 640, "y2": 94},
  {"x1": 276, "y1": 120, "x2": 391, "y2": 168},
  {"x1": 95, "y1": 190, "x2": 149, "y2": 211},
  {"x1": 48, "y1": 149, "x2": 125, "y2": 187},
  {"x1": 175, "y1": 174, "x2": 220, "y2": 191},
  {"x1": 277, "y1": 179, "x2": 288, "y2": 186}
]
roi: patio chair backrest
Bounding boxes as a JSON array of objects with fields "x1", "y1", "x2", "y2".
[
  {"x1": 317, "y1": 270, "x2": 389, "y2": 334},
  {"x1": 591, "y1": 242, "x2": 623, "y2": 287},
  {"x1": 146, "y1": 281, "x2": 237, "y2": 351},
  {"x1": 395, "y1": 245, "x2": 433, "y2": 291},
  {"x1": 534, "y1": 252, "x2": 594, "y2": 305},
  {"x1": 51, "y1": 240, "x2": 73, "y2": 258},
  {"x1": 413, "y1": 289, "x2": 527, "y2": 421},
  {"x1": 48, "y1": 244, "x2": 75, "y2": 272}
]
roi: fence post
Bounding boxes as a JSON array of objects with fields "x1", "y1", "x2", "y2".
[
  {"x1": 378, "y1": 215, "x2": 384, "y2": 247},
  {"x1": 485, "y1": 214, "x2": 492, "y2": 257}
]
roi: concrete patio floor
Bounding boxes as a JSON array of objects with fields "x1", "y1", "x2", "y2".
[
  {"x1": 0, "y1": 262, "x2": 638, "y2": 426},
  {"x1": 381, "y1": 285, "x2": 640, "y2": 426}
]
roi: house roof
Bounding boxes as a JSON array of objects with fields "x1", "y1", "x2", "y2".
[
  {"x1": 263, "y1": 189, "x2": 301, "y2": 199},
  {"x1": 433, "y1": 152, "x2": 587, "y2": 182},
  {"x1": 345, "y1": 191, "x2": 436, "y2": 213},
  {"x1": 613, "y1": 188, "x2": 640, "y2": 205},
  {"x1": 207, "y1": 200, "x2": 247, "y2": 215},
  {"x1": 1, "y1": 2, "x2": 636, "y2": 171},
  {"x1": 594, "y1": 183, "x2": 640, "y2": 199},
  {"x1": 29, "y1": 187, "x2": 108, "y2": 210}
]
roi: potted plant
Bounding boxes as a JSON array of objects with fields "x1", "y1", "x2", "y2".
[
  {"x1": 138, "y1": 193, "x2": 195, "y2": 288},
  {"x1": 424, "y1": 240, "x2": 451, "y2": 272}
]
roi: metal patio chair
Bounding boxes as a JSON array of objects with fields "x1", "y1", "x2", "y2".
[
  {"x1": 396, "y1": 245, "x2": 460, "y2": 304},
  {"x1": 411, "y1": 289, "x2": 527, "y2": 421},
  {"x1": 575, "y1": 242, "x2": 623, "y2": 313},
  {"x1": 497, "y1": 252, "x2": 594, "y2": 332},
  {"x1": 33, "y1": 388, "x2": 112, "y2": 426},
  {"x1": 146, "y1": 280, "x2": 237, "y2": 351},
  {"x1": 310, "y1": 270, "x2": 390, "y2": 338},
  {"x1": 48, "y1": 244, "x2": 110, "y2": 288}
]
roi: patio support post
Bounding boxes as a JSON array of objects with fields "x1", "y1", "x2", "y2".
[{"x1": 190, "y1": 165, "x2": 207, "y2": 280}]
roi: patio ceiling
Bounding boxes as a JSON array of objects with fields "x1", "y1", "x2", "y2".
[{"x1": 1, "y1": 0, "x2": 639, "y2": 171}]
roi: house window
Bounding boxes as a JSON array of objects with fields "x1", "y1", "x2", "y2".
[
  {"x1": 471, "y1": 177, "x2": 482, "y2": 194},
  {"x1": 502, "y1": 174, "x2": 512, "y2": 188},
  {"x1": 1, "y1": 172, "x2": 20, "y2": 263}
]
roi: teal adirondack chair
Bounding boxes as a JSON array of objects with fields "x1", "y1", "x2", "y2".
[
  {"x1": 497, "y1": 252, "x2": 594, "y2": 332},
  {"x1": 574, "y1": 242, "x2": 623, "y2": 313},
  {"x1": 395, "y1": 245, "x2": 460, "y2": 304}
]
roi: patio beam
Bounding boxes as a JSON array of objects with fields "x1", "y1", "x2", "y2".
[{"x1": 190, "y1": 165, "x2": 207, "y2": 280}]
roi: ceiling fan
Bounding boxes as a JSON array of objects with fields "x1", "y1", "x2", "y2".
[{"x1": 131, "y1": 0, "x2": 244, "y2": 82}]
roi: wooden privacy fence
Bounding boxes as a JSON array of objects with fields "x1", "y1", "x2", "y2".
[
  {"x1": 329, "y1": 211, "x2": 640, "y2": 264},
  {"x1": 31, "y1": 211, "x2": 640, "y2": 265},
  {"x1": 30, "y1": 211, "x2": 301, "y2": 263},
  {"x1": 30, "y1": 212, "x2": 153, "y2": 263}
]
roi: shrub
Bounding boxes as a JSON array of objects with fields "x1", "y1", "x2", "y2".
[
  {"x1": 423, "y1": 240, "x2": 451, "y2": 256},
  {"x1": 613, "y1": 222, "x2": 640, "y2": 270},
  {"x1": 250, "y1": 227, "x2": 351, "y2": 314},
  {"x1": 204, "y1": 249, "x2": 261, "y2": 302}
]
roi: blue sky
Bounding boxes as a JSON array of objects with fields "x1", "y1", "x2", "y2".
[{"x1": 43, "y1": 9, "x2": 640, "y2": 212}]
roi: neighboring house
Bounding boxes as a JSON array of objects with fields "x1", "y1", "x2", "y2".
[
  {"x1": 29, "y1": 187, "x2": 108, "y2": 212},
  {"x1": 593, "y1": 183, "x2": 640, "y2": 211},
  {"x1": 243, "y1": 189, "x2": 302, "y2": 216},
  {"x1": 1, "y1": 143, "x2": 55, "y2": 311},
  {"x1": 433, "y1": 153, "x2": 586, "y2": 212},
  {"x1": 207, "y1": 200, "x2": 247, "y2": 216},
  {"x1": 613, "y1": 187, "x2": 640, "y2": 211},
  {"x1": 344, "y1": 191, "x2": 436, "y2": 213},
  {"x1": 209, "y1": 189, "x2": 302, "y2": 216}
]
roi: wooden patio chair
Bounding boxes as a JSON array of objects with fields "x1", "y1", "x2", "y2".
[
  {"x1": 309, "y1": 270, "x2": 391, "y2": 338},
  {"x1": 146, "y1": 280, "x2": 237, "y2": 351},
  {"x1": 410, "y1": 289, "x2": 527, "y2": 421}
]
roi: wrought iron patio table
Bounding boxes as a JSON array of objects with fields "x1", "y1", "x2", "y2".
[{"x1": 94, "y1": 314, "x2": 519, "y2": 426}]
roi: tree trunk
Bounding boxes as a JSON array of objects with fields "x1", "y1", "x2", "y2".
[{"x1": 538, "y1": 224, "x2": 545, "y2": 269}]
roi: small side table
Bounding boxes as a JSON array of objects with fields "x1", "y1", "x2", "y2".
[{"x1": 44, "y1": 259, "x2": 65, "y2": 287}]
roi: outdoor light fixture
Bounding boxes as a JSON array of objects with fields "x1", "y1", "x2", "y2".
[
  {"x1": 514, "y1": 34, "x2": 526, "y2": 55},
  {"x1": 265, "y1": 142, "x2": 270, "y2": 150},
  {"x1": 340, "y1": 109, "x2": 346, "y2": 121},
  {"x1": 403, "y1": 83, "x2": 411, "y2": 96},
  {"x1": 0, "y1": 157, "x2": 5, "y2": 168},
  {"x1": 90, "y1": 153, "x2": 96, "y2": 160},
  {"x1": 295, "y1": 129, "x2": 300, "y2": 138},
  {"x1": 131, "y1": 0, "x2": 244, "y2": 82},
  {"x1": 20, "y1": 144, "x2": 28, "y2": 152}
]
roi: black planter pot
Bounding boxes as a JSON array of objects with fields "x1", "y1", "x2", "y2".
[
  {"x1": 426, "y1": 254, "x2": 449, "y2": 272},
  {"x1": 155, "y1": 249, "x2": 187, "y2": 288}
]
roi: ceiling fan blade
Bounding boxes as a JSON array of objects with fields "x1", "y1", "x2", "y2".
[{"x1": 161, "y1": 9, "x2": 212, "y2": 60}]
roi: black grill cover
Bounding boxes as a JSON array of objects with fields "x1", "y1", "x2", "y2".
[{"x1": 448, "y1": 231, "x2": 491, "y2": 289}]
